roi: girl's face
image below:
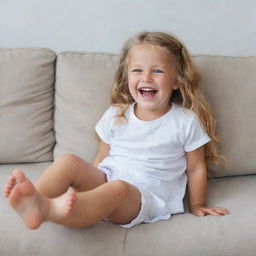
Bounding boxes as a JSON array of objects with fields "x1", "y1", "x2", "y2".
[{"x1": 127, "y1": 43, "x2": 178, "y2": 120}]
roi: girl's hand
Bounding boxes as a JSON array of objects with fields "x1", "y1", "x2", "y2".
[{"x1": 190, "y1": 204, "x2": 229, "y2": 217}]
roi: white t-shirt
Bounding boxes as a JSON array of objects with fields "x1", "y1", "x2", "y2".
[{"x1": 95, "y1": 102, "x2": 211, "y2": 214}]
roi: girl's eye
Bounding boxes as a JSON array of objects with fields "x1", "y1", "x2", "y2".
[
  {"x1": 153, "y1": 69, "x2": 164, "y2": 73},
  {"x1": 131, "y1": 69, "x2": 164, "y2": 73}
]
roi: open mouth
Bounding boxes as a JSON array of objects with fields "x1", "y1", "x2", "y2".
[{"x1": 138, "y1": 87, "x2": 158, "y2": 99}]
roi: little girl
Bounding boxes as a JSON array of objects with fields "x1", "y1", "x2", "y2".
[{"x1": 3, "y1": 31, "x2": 229, "y2": 229}]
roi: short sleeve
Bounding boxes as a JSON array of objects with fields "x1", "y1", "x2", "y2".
[
  {"x1": 184, "y1": 115, "x2": 211, "y2": 152},
  {"x1": 95, "y1": 106, "x2": 115, "y2": 144}
]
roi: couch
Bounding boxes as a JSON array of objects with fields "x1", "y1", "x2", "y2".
[{"x1": 0, "y1": 48, "x2": 255, "y2": 256}]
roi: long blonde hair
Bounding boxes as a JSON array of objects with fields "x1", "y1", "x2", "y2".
[{"x1": 110, "y1": 31, "x2": 225, "y2": 166}]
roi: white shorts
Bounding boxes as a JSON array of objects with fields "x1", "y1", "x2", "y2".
[{"x1": 98, "y1": 167, "x2": 172, "y2": 228}]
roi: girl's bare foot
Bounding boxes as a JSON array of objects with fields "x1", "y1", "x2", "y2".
[{"x1": 3, "y1": 169, "x2": 77, "y2": 229}]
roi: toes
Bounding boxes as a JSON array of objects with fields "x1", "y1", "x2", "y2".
[
  {"x1": 12, "y1": 169, "x2": 26, "y2": 182},
  {"x1": 6, "y1": 176, "x2": 15, "y2": 187},
  {"x1": 10, "y1": 169, "x2": 35, "y2": 196},
  {"x1": 3, "y1": 189, "x2": 10, "y2": 197},
  {"x1": 3, "y1": 185, "x2": 13, "y2": 197},
  {"x1": 8, "y1": 178, "x2": 36, "y2": 207},
  {"x1": 65, "y1": 191, "x2": 77, "y2": 217},
  {"x1": 3, "y1": 175, "x2": 16, "y2": 197},
  {"x1": 8, "y1": 175, "x2": 16, "y2": 183}
]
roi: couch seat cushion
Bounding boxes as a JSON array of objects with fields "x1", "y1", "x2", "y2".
[{"x1": 0, "y1": 162, "x2": 255, "y2": 255}]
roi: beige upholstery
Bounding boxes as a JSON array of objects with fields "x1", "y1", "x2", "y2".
[
  {"x1": 0, "y1": 48, "x2": 255, "y2": 255},
  {"x1": 53, "y1": 52, "x2": 256, "y2": 178},
  {"x1": 0, "y1": 48, "x2": 55, "y2": 163},
  {"x1": 0, "y1": 163, "x2": 255, "y2": 255},
  {"x1": 53, "y1": 52, "x2": 118, "y2": 162},
  {"x1": 193, "y1": 56, "x2": 256, "y2": 177}
]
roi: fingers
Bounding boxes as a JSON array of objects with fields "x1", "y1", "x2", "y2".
[
  {"x1": 204, "y1": 207, "x2": 229, "y2": 216},
  {"x1": 197, "y1": 211, "x2": 205, "y2": 217},
  {"x1": 214, "y1": 207, "x2": 229, "y2": 215},
  {"x1": 207, "y1": 209, "x2": 221, "y2": 216},
  {"x1": 195, "y1": 207, "x2": 229, "y2": 217}
]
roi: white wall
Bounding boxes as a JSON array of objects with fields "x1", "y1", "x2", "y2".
[{"x1": 0, "y1": 0, "x2": 255, "y2": 56}]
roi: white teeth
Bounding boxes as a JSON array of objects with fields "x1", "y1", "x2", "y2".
[{"x1": 139, "y1": 88, "x2": 157, "y2": 92}]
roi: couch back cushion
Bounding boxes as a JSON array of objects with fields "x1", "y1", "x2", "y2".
[
  {"x1": 54, "y1": 52, "x2": 256, "y2": 178},
  {"x1": 0, "y1": 48, "x2": 55, "y2": 163},
  {"x1": 53, "y1": 52, "x2": 119, "y2": 162},
  {"x1": 193, "y1": 56, "x2": 256, "y2": 178}
]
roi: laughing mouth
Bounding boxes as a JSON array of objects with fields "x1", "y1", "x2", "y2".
[{"x1": 138, "y1": 87, "x2": 158, "y2": 98}]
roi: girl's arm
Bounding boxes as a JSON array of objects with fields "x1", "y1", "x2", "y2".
[
  {"x1": 186, "y1": 145, "x2": 229, "y2": 216},
  {"x1": 92, "y1": 139, "x2": 110, "y2": 167}
]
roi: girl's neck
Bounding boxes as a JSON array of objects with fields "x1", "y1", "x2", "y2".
[{"x1": 134, "y1": 103, "x2": 172, "y2": 121}]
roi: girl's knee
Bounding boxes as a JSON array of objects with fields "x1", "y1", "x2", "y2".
[
  {"x1": 105, "y1": 180, "x2": 141, "y2": 224},
  {"x1": 56, "y1": 154, "x2": 88, "y2": 168},
  {"x1": 109, "y1": 180, "x2": 131, "y2": 199},
  {"x1": 57, "y1": 153, "x2": 80, "y2": 162}
]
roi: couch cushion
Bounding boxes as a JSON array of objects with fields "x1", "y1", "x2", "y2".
[
  {"x1": 53, "y1": 52, "x2": 256, "y2": 178},
  {"x1": 193, "y1": 56, "x2": 256, "y2": 177},
  {"x1": 0, "y1": 163, "x2": 255, "y2": 255},
  {"x1": 125, "y1": 174, "x2": 256, "y2": 256},
  {"x1": 0, "y1": 48, "x2": 56, "y2": 163},
  {"x1": 53, "y1": 52, "x2": 119, "y2": 162},
  {"x1": 0, "y1": 162, "x2": 128, "y2": 256}
]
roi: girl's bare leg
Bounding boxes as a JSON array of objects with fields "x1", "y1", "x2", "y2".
[
  {"x1": 53, "y1": 179, "x2": 142, "y2": 227},
  {"x1": 35, "y1": 154, "x2": 108, "y2": 197},
  {"x1": 3, "y1": 169, "x2": 141, "y2": 229}
]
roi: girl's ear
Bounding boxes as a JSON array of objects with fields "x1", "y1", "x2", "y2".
[
  {"x1": 173, "y1": 82, "x2": 179, "y2": 90},
  {"x1": 172, "y1": 78, "x2": 179, "y2": 90}
]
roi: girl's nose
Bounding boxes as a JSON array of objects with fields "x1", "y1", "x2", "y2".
[{"x1": 142, "y1": 71, "x2": 152, "y2": 83}]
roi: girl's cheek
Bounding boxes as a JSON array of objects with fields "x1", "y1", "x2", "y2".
[{"x1": 129, "y1": 77, "x2": 138, "y2": 84}]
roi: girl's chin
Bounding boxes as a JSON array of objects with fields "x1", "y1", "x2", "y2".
[{"x1": 134, "y1": 99, "x2": 171, "y2": 112}]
